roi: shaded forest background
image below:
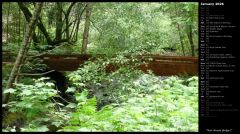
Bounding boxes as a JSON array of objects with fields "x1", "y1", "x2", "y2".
[{"x1": 2, "y1": 2, "x2": 198, "y2": 56}]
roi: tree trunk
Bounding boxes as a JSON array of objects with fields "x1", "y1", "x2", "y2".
[
  {"x1": 18, "y1": 5, "x2": 21, "y2": 45},
  {"x1": 70, "y1": 19, "x2": 78, "y2": 40},
  {"x1": 6, "y1": 3, "x2": 11, "y2": 45},
  {"x1": 15, "y1": 14, "x2": 18, "y2": 42},
  {"x1": 187, "y1": 24, "x2": 195, "y2": 56},
  {"x1": 63, "y1": 2, "x2": 76, "y2": 41},
  {"x1": 55, "y1": 3, "x2": 63, "y2": 42},
  {"x1": 18, "y1": 2, "x2": 53, "y2": 46},
  {"x1": 73, "y1": 16, "x2": 80, "y2": 42},
  {"x1": 3, "y1": 2, "x2": 43, "y2": 105},
  {"x1": 73, "y1": 4, "x2": 86, "y2": 42},
  {"x1": 19, "y1": 3, "x2": 75, "y2": 49},
  {"x1": 177, "y1": 24, "x2": 185, "y2": 56},
  {"x1": 81, "y1": 3, "x2": 93, "y2": 54},
  {"x1": 23, "y1": 19, "x2": 26, "y2": 36},
  {"x1": 18, "y1": 3, "x2": 39, "y2": 47},
  {"x1": 66, "y1": 17, "x2": 70, "y2": 41}
]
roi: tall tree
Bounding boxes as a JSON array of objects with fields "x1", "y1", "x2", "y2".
[
  {"x1": 81, "y1": 3, "x2": 93, "y2": 54},
  {"x1": 55, "y1": 3, "x2": 63, "y2": 42},
  {"x1": 18, "y1": 2, "x2": 84, "y2": 50},
  {"x1": 187, "y1": 14, "x2": 195, "y2": 56},
  {"x1": 3, "y1": 2, "x2": 43, "y2": 105},
  {"x1": 6, "y1": 3, "x2": 11, "y2": 45},
  {"x1": 175, "y1": 4, "x2": 185, "y2": 56},
  {"x1": 18, "y1": 2, "x2": 53, "y2": 46},
  {"x1": 18, "y1": 2, "x2": 40, "y2": 47},
  {"x1": 71, "y1": 3, "x2": 86, "y2": 42},
  {"x1": 18, "y1": 5, "x2": 21, "y2": 45},
  {"x1": 63, "y1": 2, "x2": 76, "y2": 41},
  {"x1": 177, "y1": 24, "x2": 185, "y2": 56}
]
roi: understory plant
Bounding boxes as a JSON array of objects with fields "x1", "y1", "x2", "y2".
[
  {"x1": 2, "y1": 73, "x2": 198, "y2": 132},
  {"x1": 2, "y1": 77, "x2": 69, "y2": 132},
  {"x1": 60, "y1": 76, "x2": 198, "y2": 132},
  {"x1": 67, "y1": 54, "x2": 143, "y2": 108}
]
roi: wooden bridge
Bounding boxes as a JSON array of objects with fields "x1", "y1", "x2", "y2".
[
  {"x1": 38, "y1": 54, "x2": 198, "y2": 76},
  {"x1": 2, "y1": 52, "x2": 198, "y2": 76}
]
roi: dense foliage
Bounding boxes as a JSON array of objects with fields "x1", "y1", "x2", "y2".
[
  {"x1": 3, "y1": 71, "x2": 198, "y2": 132},
  {"x1": 61, "y1": 75, "x2": 198, "y2": 132},
  {"x1": 3, "y1": 54, "x2": 198, "y2": 132}
]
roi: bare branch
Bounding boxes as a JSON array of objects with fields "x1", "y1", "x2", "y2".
[{"x1": 17, "y1": 70, "x2": 55, "y2": 76}]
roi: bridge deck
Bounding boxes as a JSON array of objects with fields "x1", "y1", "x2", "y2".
[
  {"x1": 2, "y1": 52, "x2": 198, "y2": 76},
  {"x1": 38, "y1": 54, "x2": 198, "y2": 76}
]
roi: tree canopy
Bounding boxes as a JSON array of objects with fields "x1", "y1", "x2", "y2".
[{"x1": 2, "y1": 2, "x2": 198, "y2": 56}]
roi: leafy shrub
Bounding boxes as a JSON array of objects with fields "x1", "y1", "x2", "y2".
[
  {"x1": 2, "y1": 77, "x2": 69, "y2": 132},
  {"x1": 22, "y1": 58, "x2": 49, "y2": 72},
  {"x1": 3, "y1": 73, "x2": 198, "y2": 132},
  {"x1": 67, "y1": 55, "x2": 143, "y2": 108},
  {"x1": 60, "y1": 76, "x2": 198, "y2": 132},
  {"x1": 2, "y1": 64, "x2": 14, "y2": 88}
]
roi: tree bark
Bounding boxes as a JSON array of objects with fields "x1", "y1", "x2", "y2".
[
  {"x1": 187, "y1": 24, "x2": 195, "y2": 56},
  {"x1": 18, "y1": 5, "x2": 21, "y2": 45},
  {"x1": 174, "y1": 4, "x2": 185, "y2": 56},
  {"x1": 64, "y1": 2, "x2": 76, "y2": 41},
  {"x1": 73, "y1": 4, "x2": 86, "y2": 42},
  {"x1": 177, "y1": 24, "x2": 185, "y2": 56},
  {"x1": 81, "y1": 3, "x2": 93, "y2": 54},
  {"x1": 18, "y1": 2, "x2": 53, "y2": 46},
  {"x1": 70, "y1": 18, "x2": 78, "y2": 41},
  {"x1": 14, "y1": 14, "x2": 18, "y2": 42},
  {"x1": 18, "y1": 3, "x2": 39, "y2": 47},
  {"x1": 55, "y1": 3, "x2": 63, "y2": 42},
  {"x1": 6, "y1": 3, "x2": 11, "y2": 45},
  {"x1": 3, "y1": 2, "x2": 43, "y2": 105},
  {"x1": 19, "y1": 2, "x2": 75, "y2": 49}
]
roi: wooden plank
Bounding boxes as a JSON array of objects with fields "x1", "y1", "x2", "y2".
[
  {"x1": 41, "y1": 54, "x2": 198, "y2": 76},
  {"x1": 2, "y1": 53, "x2": 198, "y2": 75}
]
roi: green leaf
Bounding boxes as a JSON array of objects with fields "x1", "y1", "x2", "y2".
[
  {"x1": 78, "y1": 127, "x2": 90, "y2": 131},
  {"x1": 3, "y1": 88, "x2": 16, "y2": 94},
  {"x1": 32, "y1": 125, "x2": 49, "y2": 132},
  {"x1": 2, "y1": 104, "x2": 8, "y2": 107},
  {"x1": 66, "y1": 87, "x2": 76, "y2": 93},
  {"x1": 60, "y1": 126, "x2": 82, "y2": 132},
  {"x1": 35, "y1": 82, "x2": 45, "y2": 87},
  {"x1": 21, "y1": 90, "x2": 32, "y2": 96},
  {"x1": 66, "y1": 103, "x2": 77, "y2": 109},
  {"x1": 45, "y1": 82, "x2": 54, "y2": 87},
  {"x1": 76, "y1": 90, "x2": 88, "y2": 102},
  {"x1": 52, "y1": 121, "x2": 62, "y2": 127}
]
